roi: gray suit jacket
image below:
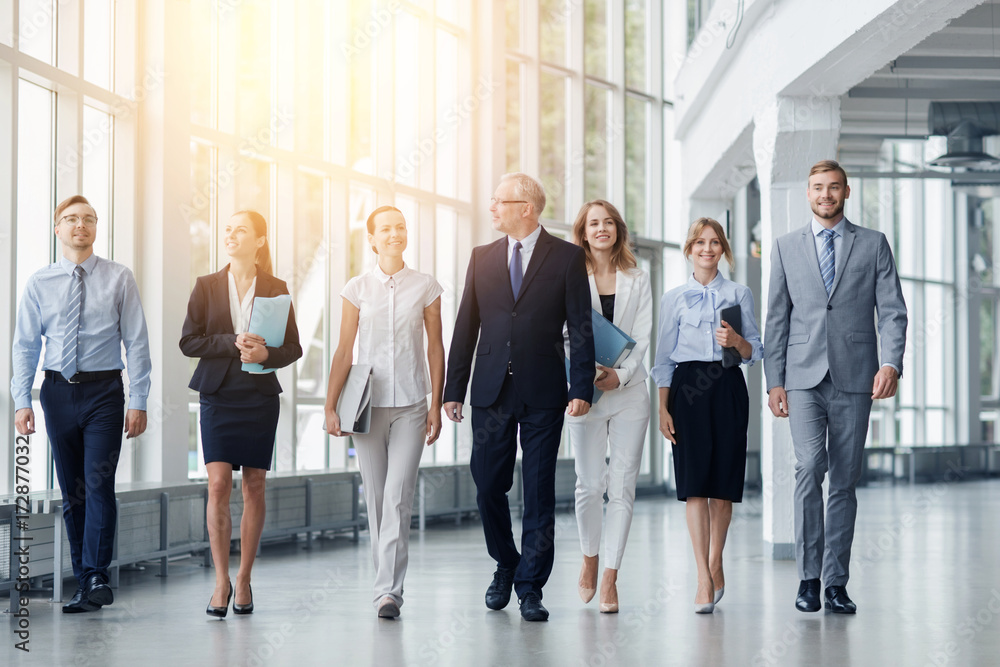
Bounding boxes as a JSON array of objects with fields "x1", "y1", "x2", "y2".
[{"x1": 764, "y1": 219, "x2": 907, "y2": 394}]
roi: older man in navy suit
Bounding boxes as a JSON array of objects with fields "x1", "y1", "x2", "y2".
[{"x1": 445, "y1": 173, "x2": 595, "y2": 621}]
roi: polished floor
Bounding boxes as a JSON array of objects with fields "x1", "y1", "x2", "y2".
[{"x1": 4, "y1": 480, "x2": 1000, "y2": 666}]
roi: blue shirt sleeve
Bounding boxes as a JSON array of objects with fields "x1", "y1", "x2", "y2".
[
  {"x1": 119, "y1": 267, "x2": 151, "y2": 411},
  {"x1": 11, "y1": 279, "x2": 42, "y2": 411},
  {"x1": 650, "y1": 291, "x2": 679, "y2": 387},
  {"x1": 738, "y1": 285, "x2": 764, "y2": 366}
]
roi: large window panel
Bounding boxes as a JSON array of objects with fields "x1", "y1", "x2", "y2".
[
  {"x1": 82, "y1": 105, "x2": 113, "y2": 258},
  {"x1": 394, "y1": 10, "x2": 420, "y2": 188},
  {"x1": 505, "y1": 59, "x2": 521, "y2": 173},
  {"x1": 506, "y1": 0, "x2": 521, "y2": 51},
  {"x1": 923, "y1": 283, "x2": 947, "y2": 408},
  {"x1": 584, "y1": 83, "x2": 611, "y2": 202},
  {"x1": 18, "y1": 0, "x2": 55, "y2": 64},
  {"x1": 625, "y1": 95, "x2": 648, "y2": 235},
  {"x1": 435, "y1": 206, "x2": 458, "y2": 464},
  {"x1": 294, "y1": 0, "x2": 324, "y2": 159},
  {"x1": 625, "y1": 0, "x2": 647, "y2": 91},
  {"x1": 188, "y1": 141, "x2": 213, "y2": 285},
  {"x1": 190, "y1": 0, "x2": 214, "y2": 127},
  {"x1": 539, "y1": 0, "x2": 568, "y2": 66},
  {"x1": 1, "y1": 0, "x2": 12, "y2": 46},
  {"x1": 539, "y1": 69, "x2": 568, "y2": 223},
  {"x1": 236, "y1": 1, "x2": 272, "y2": 142},
  {"x1": 979, "y1": 198, "x2": 996, "y2": 286},
  {"x1": 395, "y1": 194, "x2": 420, "y2": 270},
  {"x1": 296, "y1": 405, "x2": 326, "y2": 471},
  {"x1": 436, "y1": 29, "x2": 459, "y2": 199},
  {"x1": 348, "y1": 1, "x2": 374, "y2": 173},
  {"x1": 982, "y1": 299, "x2": 997, "y2": 399},
  {"x1": 349, "y1": 182, "x2": 376, "y2": 278},
  {"x1": 585, "y1": 0, "x2": 609, "y2": 80},
  {"x1": 294, "y1": 171, "x2": 327, "y2": 400},
  {"x1": 83, "y1": 0, "x2": 113, "y2": 89}
]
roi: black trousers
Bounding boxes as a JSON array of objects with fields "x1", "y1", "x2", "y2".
[
  {"x1": 40, "y1": 375, "x2": 125, "y2": 584},
  {"x1": 470, "y1": 374, "x2": 565, "y2": 600}
]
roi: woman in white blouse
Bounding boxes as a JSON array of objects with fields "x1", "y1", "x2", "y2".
[
  {"x1": 324, "y1": 206, "x2": 445, "y2": 619},
  {"x1": 567, "y1": 200, "x2": 653, "y2": 614}
]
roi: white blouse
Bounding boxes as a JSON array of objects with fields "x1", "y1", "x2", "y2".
[
  {"x1": 228, "y1": 272, "x2": 256, "y2": 335},
  {"x1": 341, "y1": 264, "x2": 443, "y2": 408}
]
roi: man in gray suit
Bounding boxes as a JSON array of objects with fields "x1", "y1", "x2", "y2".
[{"x1": 764, "y1": 160, "x2": 907, "y2": 614}]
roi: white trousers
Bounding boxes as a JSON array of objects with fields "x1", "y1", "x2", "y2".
[
  {"x1": 352, "y1": 401, "x2": 427, "y2": 607},
  {"x1": 568, "y1": 382, "x2": 649, "y2": 570}
]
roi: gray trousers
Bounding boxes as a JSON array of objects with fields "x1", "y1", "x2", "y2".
[
  {"x1": 353, "y1": 402, "x2": 427, "y2": 607},
  {"x1": 788, "y1": 375, "x2": 872, "y2": 587}
]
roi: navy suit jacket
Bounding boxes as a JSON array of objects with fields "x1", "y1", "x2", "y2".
[
  {"x1": 180, "y1": 266, "x2": 302, "y2": 395},
  {"x1": 444, "y1": 227, "x2": 595, "y2": 409}
]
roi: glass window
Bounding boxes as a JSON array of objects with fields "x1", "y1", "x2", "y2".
[
  {"x1": 395, "y1": 194, "x2": 420, "y2": 270},
  {"x1": 394, "y1": 11, "x2": 420, "y2": 188},
  {"x1": 234, "y1": 158, "x2": 270, "y2": 222},
  {"x1": 236, "y1": 2, "x2": 272, "y2": 141},
  {"x1": 979, "y1": 198, "x2": 996, "y2": 286},
  {"x1": 348, "y1": 1, "x2": 374, "y2": 173},
  {"x1": 923, "y1": 181, "x2": 949, "y2": 282},
  {"x1": 82, "y1": 105, "x2": 113, "y2": 258},
  {"x1": 625, "y1": 0, "x2": 647, "y2": 91},
  {"x1": 585, "y1": 0, "x2": 609, "y2": 80},
  {"x1": 190, "y1": 0, "x2": 214, "y2": 127},
  {"x1": 188, "y1": 141, "x2": 214, "y2": 285},
  {"x1": 539, "y1": 69, "x2": 568, "y2": 223},
  {"x1": 83, "y1": 0, "x2": 113, "y2": 89},
  {"x1": 349, "y1": 182, "x2": 376, "y2": 278},
  {"x1": 625, "y1": 95, "x2": 648, "y2": 235},
  {"x1": 296, "y1": 405, "x2": 326, "y2": 471},
  {"x1": 436, "y1": 29, "x2": 459, "y2": 199},
  {"x1": 898, "y1": 281, "x2": 918, "y2": 407},
  {"x1": 1, "y1": 0, "x2": 12, "y2": 46},
  {"x1": 294, "y1": 0, "x2": 324, "y2": 158},
  {"x1": 506, "y1": 0, "x2": 521, "y2": 51},
  {"x1": 294, "y1": 171, "x2": 327, "y2": 400},
  {"x1": 896, "y1": 179, "x2": 918, "y2": 277},
  {"x1": 923, "y1": 283, "x2": 946, "y2": 407},
  {"x1": 584, "y1": 83, "x2": 611, "y2": 202},
  {"x1": 539, "y1": 0, "x2": 568, "y2": 66},
  {"x1": 505, "y1": 59, "x2": 521, "y2": 173},
  {"x1": 437, "y1": 0, "x2": 458, "y2": 25},
  {"x1": 18, "y1": 0, "x2": 55, "y2": 64},
  {"x1": 982, "y1": 299, "x2": 997, "y2": 398}
]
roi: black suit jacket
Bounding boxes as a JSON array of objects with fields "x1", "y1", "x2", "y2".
[
  {"x1": 444, "y1": 227, "x2": 595, "y2": 409},
  {"x1": 180, "y1": 266, "x2": 303, "y2": 395}
]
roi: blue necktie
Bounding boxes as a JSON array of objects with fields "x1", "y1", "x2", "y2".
[
  {"x1": 819, "y1": 229, "x2": 836, "y2": 296},
  {"x1": 510, "y1": 241, "x2": 523, "y2": 299},
  {"x1": 61, "y1": 266, "x2": 85, "y2": 379}
]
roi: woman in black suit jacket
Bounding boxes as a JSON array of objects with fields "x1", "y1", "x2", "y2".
[{"x1": 180, "y1": 210, "x2": 302, "y2": 618}]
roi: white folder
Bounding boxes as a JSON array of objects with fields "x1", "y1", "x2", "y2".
[{"x1": 337, "y1": 364, "x2": 373, "y2": 435}]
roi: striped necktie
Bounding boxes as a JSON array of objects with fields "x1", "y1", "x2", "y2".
[
  {"x1": 61, "y1": 266, "x2": 85, "y2": 379},
  {"x1": 819, "y1": 229, "x2": 836, "y2": 296}
]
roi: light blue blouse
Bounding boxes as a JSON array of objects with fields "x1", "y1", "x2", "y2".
[{"x1": 650, "y1": 272, "x2": 763, "y2": 388}]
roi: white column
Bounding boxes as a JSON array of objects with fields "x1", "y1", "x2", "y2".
[
  {"x1": 133, "y1": 0, "x2": 191, "y2": 484},
  {"x1": 0, "y1": 57, "x2": 15, "y2": 493},
  {"x1": 753, "y1": 95, "x2": 841, "y2": 559}
]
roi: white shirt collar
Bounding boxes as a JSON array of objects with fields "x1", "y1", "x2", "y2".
[
  {"x1": 374, "y1": 262, "x2": 412, "y2": 285},
  {"x1": 508, "y1": 224, "x2": 542, "y2": 253},
  {"x1": 811, "y1": 217, "x2": 847, "y2": 238}
]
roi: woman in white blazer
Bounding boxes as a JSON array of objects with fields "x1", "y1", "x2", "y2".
[{"x1": 567, "y1": 199, "x2": 653, "y2": 613}]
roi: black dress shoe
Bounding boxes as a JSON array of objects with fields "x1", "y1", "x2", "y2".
[
  {"x1": 85, "y1": 574, "x2": 114, "y2": 607},
  {"x1": 518, "y1": 592, "x2": 549, "y2": 622},
  {"x1": 206, "y1": 580, "x2": 233, "y2": 618},
  {"x1": 62, "y1": 586, "x2": 99, "y2": 613},
  {"x1": 824, "y1": 586, "x2": 857, "y2": 614},
  {"x1": 795, "y1": 578, "x2": 821, "y2": 612},
  {"x1": 233, "y1": 583, "x2": 254, "y2": 615},
  {"x1": 485, "y1": 566, "x2": 516, "y2": 610}
]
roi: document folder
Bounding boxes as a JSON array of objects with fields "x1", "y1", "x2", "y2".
[
  {"x1": 720, "y1": 304, "x2": 743, "y2": 369},
  {"x1": 242, "y1": 294, "x2": 292, "y2": 373},
  {"x1": 337, "y1": 364, "x2": 373, "y2": 435},
  {"x1": 565, "y1": 308, "x2": 638, "y2": 404}
]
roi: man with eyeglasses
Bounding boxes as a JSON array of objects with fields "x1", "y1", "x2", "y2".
[
  {"x1": 12, "y1": 195, "x2": 151, "y2": 613},
  {"x1": 444, "y1": 173, "x2": 594, "y2": 621}
]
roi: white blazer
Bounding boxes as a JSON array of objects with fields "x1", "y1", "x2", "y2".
[{"x1": 566, "y1": 267, "x2": 653, "y2": 390}]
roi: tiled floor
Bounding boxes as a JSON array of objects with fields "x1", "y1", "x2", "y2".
[{"x1": 5, "y1": 480, "x2": 1000, "y2": 666}]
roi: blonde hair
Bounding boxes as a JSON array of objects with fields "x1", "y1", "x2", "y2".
[
  {"x1": 571, "y1": 200, "x2": 637, "y2": 273},
  {"x1": 500, "y1": 172, "x2": 546, "y2": 217},
  {"x1": 683, "y1": 217, "x2": 735, "y2": 272}
]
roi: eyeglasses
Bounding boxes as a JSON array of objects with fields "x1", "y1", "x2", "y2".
[
  {"x1": 490, "y1": 198, "x2": 528, "y2": 207},
  {"x1": 59, "y1": 215, "x2": 98, "y2": 227}
]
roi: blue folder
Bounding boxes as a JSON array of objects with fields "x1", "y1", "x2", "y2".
[
  {"x1": 242, "y1": 294, "x2": 292, "y2": 374},
  {"x1": 565, "y1": 308, "x2": 637, "y2": 404}
]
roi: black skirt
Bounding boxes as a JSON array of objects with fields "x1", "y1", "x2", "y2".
[
  {"x1": 200, "y1": 358, "x2": 279, "y2": 471},
  {"x1": 667, "y1": 361, "x2": 749, "y2": 502}
]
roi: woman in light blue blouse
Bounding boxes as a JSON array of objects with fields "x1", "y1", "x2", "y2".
[{"x1": 651, "y1": 217, "x2": 763, "y2": 614}]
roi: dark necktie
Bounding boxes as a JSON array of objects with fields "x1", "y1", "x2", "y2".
[
  {"x1": 819, "y1": 229, "x2": 836, "y2": 295},
  {"x1": 510, "y1": 241, "x2": 523, "y2": 299},
  {"x1": 61, "y1": 265, "x2": 85, "y2": 379}
]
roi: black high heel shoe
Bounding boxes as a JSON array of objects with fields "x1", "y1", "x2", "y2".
[
  {"x1": 233, "y1": 583, "x2": 254, "y2": 615},
  {"x1": 206, "y1": 580, "x2": 233, "y2": 618}
]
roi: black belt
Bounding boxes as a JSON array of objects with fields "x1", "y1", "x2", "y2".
[{"x1": 45, "y1": 370, "x2": 121, "y2": 384}]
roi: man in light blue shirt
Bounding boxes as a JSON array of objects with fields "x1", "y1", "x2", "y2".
[{"x1": 12, "y1": 195, "x2": 151, "y2": 613}]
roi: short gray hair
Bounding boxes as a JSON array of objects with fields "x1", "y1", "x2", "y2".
[{"x1": 500, "y1": 172, "x2": 546, "y2": 217}]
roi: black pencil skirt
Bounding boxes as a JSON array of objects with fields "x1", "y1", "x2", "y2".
[
  {"x1": 200, "y1": 358, "x2": 279, "y2": 471},
  {"x1": 667, "y1": 361, "x2": 749, "y2": 502}
]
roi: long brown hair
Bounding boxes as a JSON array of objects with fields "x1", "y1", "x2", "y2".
[
  {"x1": 571, "y1": 199, "x2": 638, "y2": 273},
  {"x1": 233, "y1": 210, "x2": 273, "y2": 275},
  {"x1": 683, "y1": 217, "x2": 735, "y2": 271}
]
